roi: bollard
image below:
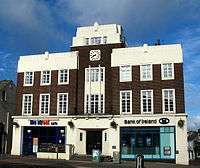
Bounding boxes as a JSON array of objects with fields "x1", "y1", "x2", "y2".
[{"x1": 136, "y1": 155, "x2": 144, "y2": 168}]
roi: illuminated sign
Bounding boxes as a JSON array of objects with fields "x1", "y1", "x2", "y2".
[{"x1": 30, "y1": 119, "x2": 58, "y2": 126}]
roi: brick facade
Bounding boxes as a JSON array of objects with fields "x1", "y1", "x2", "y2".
[{"x1": 16, "y1": 43, "x2": 185, "y2": 116}]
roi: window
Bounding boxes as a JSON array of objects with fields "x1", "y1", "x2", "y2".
[
  {"x1": 91, "y1": 37, "x2": 101, "y2": 45},
  {"x1": 103, "y1": 36, "x2": 107, "y2": 44},
  {"x1": 80, "y1": 133, "x2": 83, "y2": 141},
  {"x1": 24, "y1": 72, "x2": 34, "y2": 86},
  {"x1": 57, "y1": 93, "x2": 68, "y2": 115},
  {"x1": 85, "y1": 94, "x2": 104, "y2": 114},
  {"x1": 120, "y1": 65, "x2": 132, "y2": 82},
  {"x1": 22, "y1": 94, "x2": 33, "y2": 115},
  {"x1": 162, "y1": 63, "x2": 174, "y2": 80},
  {"x1": 141, "y1": 90, "x2": 153, "y2": 113},
  {"x1": 58, "y1": 69, "x2": 69, "y2": 84},
  {"x1": 162, "y1": 89, "x2": 175, "y2": 113},
  {"x1": 120, "y1": 90, "x2": 132, "y2": 114},
  {"x1": 140, "y1": 64, "x2": 152, "y2": 81},
  {"x1": 85, "y1": 67, "x2": 104, "y2": 82},
  {"x1": 85, "y1": 38, "x2": 89, "y2": 45},
  {"x1": 41, "y1": 70, "x2": 51, "y2": 85},
  {"x1": 39, "y1": 94, "x2": 50, "y2": 115},
  {"x1": 105, "y1": 132, "x2": 107, "y2": 141}
]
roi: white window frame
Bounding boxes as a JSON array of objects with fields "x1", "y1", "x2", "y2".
[
  {"x1": 57, "y1": 93, "x2": 68, "y2": 115},
  {"x1": 24, "y1": 72, "x2": 34, "y2": 86},
  {"x1": 58, "y1": 69, "x2": 69, "y2": 85},
  {"x1": 161, "y1": 63, "x2": 174, "y2": 80},
  {"x1": 40, "y1": 70, "x2": 51, "y2": 85},
  {"x1": 85, "y1": 67, "x2": 105, "y2": 83},
  {"x1": 120, "y1": 90, "x2": 132, "y2": 114},
  {"x1": 162, "y1": 89, "x2": 176, "y2": 113},
  {"x1": 22, "y1": 94, "x2": 33, "y2": 115},
  {"x1": 141, "y1": 90, "x2": 153, "y2": 114},
  {"x1": 39, "y1": 93, "x2": 50, "y2": 115},
  {"x1": 140, "y1": 64, "x2": 153, "y2": 81},
  {"x1": 85, "y1": 94, "x2": 104, "y2": 114},
  {"x1": 120, "y1": 65, "x2": 132, "y2": 82}
]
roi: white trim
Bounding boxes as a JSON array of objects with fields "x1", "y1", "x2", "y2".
[
  {"x1": 58, "y1": 69, "x2": 69, "y2": 85},
  {"x1": 161, "y1": 63, "x2": 174, "y2": 80},
  {"x1": 40, "y1": 70, "x2": 51, "y2": 86},
  {"x1": 162, "y1": 89, "x2": 176, "y2": 113},
  {"x1": 57, "y1": 93, "x2": 69, "y2": 116},
  {"x1": 22, "y1": 94, "x2": 33, "y2": 116},
  {"x1": 140, "y1": 64, "x2": 153, "y2": 81},
  {"x1": 23, "y1": 71, "x2": 34, "y2": 86},
  {"x1": 140, "y1": 90, "x2": 153, "y2": 114},
  {"x1": 120, "y1": 90, "x2": 132, "y2": 114},
  {"x1": 119, "y1": 65, "x2": 132, "y2": 82},
  {"x1": 39, "y1": 93, "x2": 50, "y2": 116}
]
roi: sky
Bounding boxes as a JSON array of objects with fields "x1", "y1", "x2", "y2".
[{"x1": 0, "y1": 0, "x2": 200, "y2": 130}]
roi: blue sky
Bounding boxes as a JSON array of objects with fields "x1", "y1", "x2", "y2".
[{"x1": 0, "y1": 0, "x2": 200, "y2": 130}]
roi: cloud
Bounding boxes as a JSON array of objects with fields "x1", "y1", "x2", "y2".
[{"x1": 188, "y1": 115, "x2": 200, "y2": 131}]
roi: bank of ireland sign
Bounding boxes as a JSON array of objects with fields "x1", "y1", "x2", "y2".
[{"x1": 124, "y1": 118, "x2": 170, "y2": 125}]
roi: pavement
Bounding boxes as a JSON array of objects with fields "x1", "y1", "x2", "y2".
[{"x1": 0, "y1": 156, "x2": 199, "y2": 168}]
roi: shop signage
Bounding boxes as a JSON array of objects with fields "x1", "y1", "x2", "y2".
[
  {"x1": 159, "y1": 118, "x2": 170, "y2": 124},
  {"x1": 30, "y1": 119, "x2": 58, "y2": 126},
  {"x1": 124, "y1": 119, "x2": 157, "y2": 125},
  {"x1": 124, "y1": 118, "x2": 170, "y2": 125}
]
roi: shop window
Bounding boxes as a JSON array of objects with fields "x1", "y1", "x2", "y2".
[
  {"x1": 24, "y1": 71, "x2": 34, "y2": 86},
  {"x1": 120, "y1": 127, "x2": 175, "y2": 160},
  {"x1": 39, "y1": 94, "x2": 50, "y2": 115},
  {"x1": 120, "y1": 65, "x2": 132, "y2": 82},
  {"x1": 23, "y1": 127, "x2": 65, "y2": 154},
  {"x1": 141, "y1": 90, "x2": 153, "y2": 113},
  {"x1": 41, "y1": 70, "x2": 51, "y2": 85},
  {"x1": 162, "y1": 63, "x2": 174, "y2": 80},
  {"x1": 22, "y1": 94, "x2": 33, "y2": 115},
  {"x1": 58, "y1": 69, "x2": 69, "y2": 84},
  {"x1": 80, "y1": 132, "x2": 83, "y2": 141},
  {"x1": 140, "y1": 64, "x2": 153, "y2": 81},
  {"x1": 57, "y1": 93, "x2": 68, "y2": 115},
  {"x1": 162, "y1": 89, "x2": 175, "y2": 113},
  {"x1": 120, "y1": 90, "x2": 132, "y2": 114}
]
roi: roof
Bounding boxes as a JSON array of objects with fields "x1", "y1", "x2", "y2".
[{"x1": 0, "y1": 80, "x2": 15, "y2": 91}]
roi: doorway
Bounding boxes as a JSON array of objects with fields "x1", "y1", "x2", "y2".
[{"x1": 86, "y1": 130, "x2": 102, "y2": 155}]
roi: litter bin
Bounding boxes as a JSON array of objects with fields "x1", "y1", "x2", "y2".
[
  {"x1": 92, "y1": 149, "x2": 101, "y2": 162},
  {"x1": 113, "y1": 151, "x2": 121, "y2": 163},
  {"x1": 136, "y1": 155, "x2": 144, "y2": 168}
]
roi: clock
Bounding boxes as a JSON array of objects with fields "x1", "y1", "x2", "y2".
[{"x1": 89, "y1": 50, "x2": 101, "y2": 61}]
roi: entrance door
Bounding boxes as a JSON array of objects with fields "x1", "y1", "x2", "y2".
[{"x1": 86, "y1": 131, "x2": 102, "y2": 155}]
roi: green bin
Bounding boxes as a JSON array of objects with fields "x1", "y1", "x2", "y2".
[{"x1": 92, "y1": 149, "x2": 101, "y2": 162}]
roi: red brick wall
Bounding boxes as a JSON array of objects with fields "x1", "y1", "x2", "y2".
[{"x1": 15, "y1": 69, "x2": 77, "y2": 115}]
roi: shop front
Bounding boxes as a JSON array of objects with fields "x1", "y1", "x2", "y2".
[
  {"x1": 120, "y1": 126, "x2": 175, "y2": 160},
  {"x1": 23, "y1": 126, "x2": 65, "y2": 156}
]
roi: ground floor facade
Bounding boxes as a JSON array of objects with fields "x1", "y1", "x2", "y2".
[{"x1": 11, "y1": 114, "x2": 189, "y2": 165}]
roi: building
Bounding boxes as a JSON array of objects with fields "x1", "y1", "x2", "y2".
[
  {"x1": 0, "y1": 80, "x2": 16, "y2": 154},
  {"x1": 11, "y1": 23, "x2": 188, "y2": 165}
]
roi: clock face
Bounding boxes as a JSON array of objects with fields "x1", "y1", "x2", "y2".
[{"x1": 89, "y1": 50, "x2": 101, "y2": 61}]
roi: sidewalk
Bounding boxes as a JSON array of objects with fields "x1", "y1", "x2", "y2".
[{"x1": 0, "y1": 155, "x2": 199, "y2": 168}]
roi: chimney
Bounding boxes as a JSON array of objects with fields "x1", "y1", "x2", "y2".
[
  {"x1": 44, "y1": 51, "x2": 49, "y2": 60},
  {"x1": 155, "y1": 39, "x2": 161, "y2": 46}
]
